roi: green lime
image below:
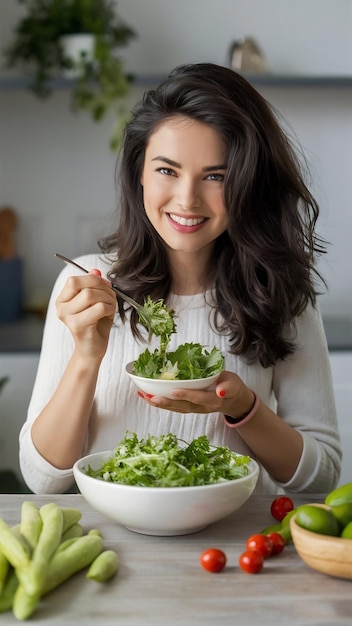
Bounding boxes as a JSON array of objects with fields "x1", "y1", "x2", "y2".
[
  {"x1": 331, "y1": 503, "x2": 352, "y2": 529},
  {"x1": 325, "y1": 482, "x2": 352, "y2": 507},
  {"x1": 341, "y1": 521, "x2": 352, "y2": 539},
  {"x1": 295, "y1": 505, "x2": 340, "y2": 536}
]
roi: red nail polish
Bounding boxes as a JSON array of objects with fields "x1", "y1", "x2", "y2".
[
  {"x1": 137, "y1": 391, "x2": 144, "y2": 398},
  {"x1": 219, "y1": 389, "x2": 226, "y2": 398},
  {"x1": 145, "y1": 393, "x2": 154, "y2": 399}
]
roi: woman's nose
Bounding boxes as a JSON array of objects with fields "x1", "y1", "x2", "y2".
[{"x1": 175, "y1": 179, "x2": 201, "y2": 210}]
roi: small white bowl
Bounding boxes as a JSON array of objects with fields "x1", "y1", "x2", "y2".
[
  {"x1": 73, "y1": 451, "x2": 259, "y2": 536},
  {"x1": 125, "y1": 361, "x2": 222, "y2": 399}
]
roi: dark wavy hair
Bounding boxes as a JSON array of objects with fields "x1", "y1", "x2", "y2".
[{"x1": 100, "y1": 62, "x2": 326, "y2": 367}]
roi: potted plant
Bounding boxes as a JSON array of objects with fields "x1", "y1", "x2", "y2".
[{"x1": 3, "y1": 0, "x2": 136, "y2": 149}]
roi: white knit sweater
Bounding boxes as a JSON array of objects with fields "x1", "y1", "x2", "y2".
[{"x1": 19, "y1": 254, "x2": 341, "y2": 495}]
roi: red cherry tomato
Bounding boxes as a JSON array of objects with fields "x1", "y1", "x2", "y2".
[
  {"x1": 200, "y1": 548, "x2": 227, "y2": 573},
  {"x1": 246, "y1": 533, "x2": 273, "y2": 558},
  {"x1": 270, "y1": 496, "x2": 295, "y2": 522},
  {"x1": 266, "y1": 532, "x2": 286, "y2": 555},
  {"x1": 238, "y1": 549, "x2": 264, "y2": 574}
]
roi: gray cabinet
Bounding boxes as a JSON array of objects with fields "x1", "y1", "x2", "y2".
[
  {"x1": 0, "y1": 353, "x2": 39, "y2": 482},
  {"x1": 329, "y1": 352, "x2": 352, "y2": 486}
]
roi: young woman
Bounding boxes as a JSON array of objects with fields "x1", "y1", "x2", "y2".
[{"x1": 19, "y1": 63, "x2": 341, "y2": 494}]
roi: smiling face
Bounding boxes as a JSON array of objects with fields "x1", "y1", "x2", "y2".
[{"x1": 140, "y1": 116, "x2": 228, "y2": 285}]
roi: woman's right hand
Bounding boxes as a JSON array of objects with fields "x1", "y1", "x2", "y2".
[{"x1": 55, "y1": 270, "x2": 117, "y2": 360}]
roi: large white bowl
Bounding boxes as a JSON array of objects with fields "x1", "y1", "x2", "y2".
[
  {"x1": 125, "y1": 361, "x2": 222, "y2": 399},
  {"x1": 73, "y1": 451, "x2": 259, "y2": 536}
]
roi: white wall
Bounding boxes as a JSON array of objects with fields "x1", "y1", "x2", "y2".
[
  {"x1": 117, "y1": 0, "x2": 352, "y2": 76},
  {"x1": 0, "y1": 0, "x2": 351, "y2": 316}
]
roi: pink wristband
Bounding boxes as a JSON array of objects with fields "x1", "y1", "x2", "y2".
[{"x1": 223, "y1": 392, "x2": 260, "y2": 429}]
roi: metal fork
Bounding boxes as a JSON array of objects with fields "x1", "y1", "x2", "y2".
[{"x1": 54, "y1": 253, "x2": 152, "y2": 333}]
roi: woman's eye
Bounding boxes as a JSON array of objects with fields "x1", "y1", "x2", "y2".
[
  {"x1": 156, "y1": 167, "x2": 176, "y2": 176},
  {"x1": 206, "y1": 173, "x2": 224, "y2": 181}
]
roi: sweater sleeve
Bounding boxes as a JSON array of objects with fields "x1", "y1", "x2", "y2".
[{"x1": 272, "y1": 302, "x2": 342, "y2": 494}]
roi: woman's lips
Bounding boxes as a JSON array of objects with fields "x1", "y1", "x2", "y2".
[{"x1": 167, "y1": 213, "x2": 207, "y2": 232}]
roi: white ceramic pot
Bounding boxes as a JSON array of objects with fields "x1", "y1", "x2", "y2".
[{"x1": 59, "y1": 33, "x2": 95, "y2": 79}]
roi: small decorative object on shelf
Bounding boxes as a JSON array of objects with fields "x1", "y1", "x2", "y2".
[
  {"x1": 229, "y1": 36, "x2": 268, "y2": 74},
  {"x1": 3, "y1": 0, "x2": 136, "y2": 150},
  {"x1": 0, "y1": 206, "x2": 23, "y2": 323}
]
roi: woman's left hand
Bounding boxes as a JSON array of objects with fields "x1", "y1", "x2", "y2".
[{"x1": 137, "y1": 370, "x2": 255, "y2": 418}]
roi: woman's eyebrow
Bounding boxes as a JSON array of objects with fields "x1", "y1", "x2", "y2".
[
  {"x1": 203, "y1": 164, "x2": 227, "y2": 172},
  {"x1": 151, "y1": 156, "x2": 227, "y2": 171},
  {"x1": 152, "y1": 156, "x2": 181, "y2": 167}
]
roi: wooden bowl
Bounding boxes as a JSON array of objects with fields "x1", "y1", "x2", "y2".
[{"x1": 290, "y1": 514, "x2": 352, "y2": 580}]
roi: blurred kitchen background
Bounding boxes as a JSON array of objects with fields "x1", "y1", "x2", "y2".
[{"x1": 0, "y1": 0, "x2": 351, "y2": 491}]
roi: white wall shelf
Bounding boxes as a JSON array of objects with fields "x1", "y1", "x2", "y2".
[
  {"x1": 133, "y1": 74, "x2": 352, "y2": 88},
  {"x1": 1, "y1": 74, "x2": 352, "y2": 90}
]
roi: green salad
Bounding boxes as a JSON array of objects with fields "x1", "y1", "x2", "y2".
[
  {"x1": 134, "y1": 295, "x2": 224, "y2": 380},
  {"x1": 133, "y1": 343, "x2": 224, "y2": 380},
  {"x1": 85, "y1": 431, "x2": 251, "y2": 487}
]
